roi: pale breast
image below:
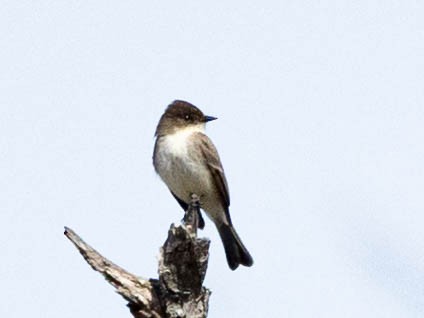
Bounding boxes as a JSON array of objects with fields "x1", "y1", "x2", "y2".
[{"x1": 154, "y1": 126, "x2": 213, "y2": 203}]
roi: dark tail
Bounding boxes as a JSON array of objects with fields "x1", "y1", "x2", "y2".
[{"x1": 217, "y1": 223, "x2": 254, "y2": 270}]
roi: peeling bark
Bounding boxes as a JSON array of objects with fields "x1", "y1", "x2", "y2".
[{"x1": 65, "y1": 195, "x2": 210, "y2": 318}]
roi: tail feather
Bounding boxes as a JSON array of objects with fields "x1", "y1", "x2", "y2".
[{"x1": 218, "y1": 223, "x2": 253, "y2": 270}]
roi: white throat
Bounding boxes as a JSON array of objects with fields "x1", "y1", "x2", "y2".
[{"x1": 161, "y1": 123, "x2": 205, "y2": 156}]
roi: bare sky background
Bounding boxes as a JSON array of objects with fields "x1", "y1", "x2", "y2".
[{"x1": 1, "y1": 1, "x2": 424, "y2": 317}]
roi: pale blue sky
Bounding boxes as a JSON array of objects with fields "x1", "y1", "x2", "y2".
[{"x1": 1, "y1": 1, "x2": 423, "y2": 317}]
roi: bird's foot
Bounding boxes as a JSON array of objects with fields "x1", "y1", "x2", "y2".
[{"x1": 182, "y1": 194, "x2": 203, "y2": 235}]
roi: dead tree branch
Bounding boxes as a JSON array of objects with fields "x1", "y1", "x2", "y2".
[{"x1": 64, "y1": 195, "x2": 211, "y2": 318}]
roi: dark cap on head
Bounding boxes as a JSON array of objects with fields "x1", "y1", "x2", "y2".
[{"x1": 155, "y1": 100, "x2": 217, "y2": 136}]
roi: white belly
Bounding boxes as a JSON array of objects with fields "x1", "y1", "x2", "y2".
[
  {"x1": 154, "y1": 127, "x2": 228, "y2": 224},
  {"x1": 154, "y1": 132, "x2": 213, "y2": 203}
]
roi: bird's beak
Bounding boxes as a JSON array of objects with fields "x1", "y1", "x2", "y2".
[{"x1": 204, "y1": 115, "x2": 217, "y2": 122}]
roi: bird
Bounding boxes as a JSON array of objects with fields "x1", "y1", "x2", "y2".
[{"x1": 153, "y1": 100, "x2": 253, "y2": 270}]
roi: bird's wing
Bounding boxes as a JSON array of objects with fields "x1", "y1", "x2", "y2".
[{"x1": 191, "y1": 132, "x2": 230, "y2": 209}]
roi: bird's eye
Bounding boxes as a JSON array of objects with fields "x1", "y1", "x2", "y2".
[{"x1": 184, "y1": 115, "x2": 191, "y2": 121}]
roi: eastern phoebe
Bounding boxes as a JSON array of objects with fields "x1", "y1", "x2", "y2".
[{"x1": 153, "y1": 100, "x2": 253, "y2": 270}]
